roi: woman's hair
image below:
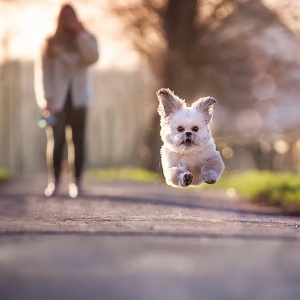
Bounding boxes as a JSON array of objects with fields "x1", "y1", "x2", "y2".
[{"x1": 43, "y1": 3, "x2": 79, "y2": 58}]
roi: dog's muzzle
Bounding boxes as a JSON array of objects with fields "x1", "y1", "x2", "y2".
[{"x1": 183, "y1": 132, "x2": 193, "y2": 145}]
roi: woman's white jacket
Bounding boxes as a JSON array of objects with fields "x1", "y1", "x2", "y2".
[{"x1": 35, "y1": 31, "x2": 99, "y2": 112}]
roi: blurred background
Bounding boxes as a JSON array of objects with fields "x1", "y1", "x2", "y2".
[{"x1": 1, "y1": 0, "x2": 300, "y2": 178}]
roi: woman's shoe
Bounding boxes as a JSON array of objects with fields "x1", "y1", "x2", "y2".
[
  {"x1": 44, "y1": 182, "x2": 59, "y2": 197},
  {"x1": 68, "y1": 182, "x2": 83, "y2": 198}
]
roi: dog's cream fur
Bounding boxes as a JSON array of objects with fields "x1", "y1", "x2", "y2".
[{"x1": 157, "y1": 88, "x2": 224, "y2": 188}]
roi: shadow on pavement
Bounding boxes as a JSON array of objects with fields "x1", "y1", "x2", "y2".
[
  {"x1": 0, "y1": 189, "x2": 296, "y2": 218},
  {"x1": 80, "y1": 193, "x2": 293, "y2": 217},
  {"x1": 1, "y1": 229, "x2": 300, "y2": 243}
]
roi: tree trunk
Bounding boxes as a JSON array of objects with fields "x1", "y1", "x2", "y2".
[
  {"x1": 163, "y1": 0, "x2": 199, "y2": 99},
  {"x1": 144, "y1": 113, "x2": 162, "y2": 172},
  {"x1": 145, "y1": 0, "x2": 199, "y2": 171}
]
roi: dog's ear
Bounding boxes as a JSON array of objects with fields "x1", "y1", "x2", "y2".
[
  {"x1": 156, "y1": 88, "x2": 185, "y2": 118},
  {"x1": 192, "y1": 96, "x2": 216, "y2": 124}
]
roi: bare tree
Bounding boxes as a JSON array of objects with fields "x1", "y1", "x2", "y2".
[
  {"x1": 110, "y1": 0, "x2": 251, "y2": 169},
  {"x1": 110, "y1": 0, "x2": 300, "y2": 170},
  {"x1": 111, "y1": 0, "x2": 247, "y2": 97}
]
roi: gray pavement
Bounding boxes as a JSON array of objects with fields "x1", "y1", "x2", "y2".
[{"x1": 0, "y1": 178, "x2": 300, "y2": 300}]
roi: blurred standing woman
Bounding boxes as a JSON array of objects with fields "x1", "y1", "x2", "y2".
[{"x1": 35, "y1": 3, "x2": 99, "y2": 198}]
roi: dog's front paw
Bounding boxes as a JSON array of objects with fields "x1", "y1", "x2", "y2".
[
  {"x1": 179, "y1": 172, "x2": 193, "y2": 187},
  {"x1": 202, "y1": 170, "x2": 218, "y2": 185}
]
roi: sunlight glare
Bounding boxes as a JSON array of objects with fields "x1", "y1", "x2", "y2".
[{"x1": 0, "y1": 0, "x2": 140, "y2": 70}]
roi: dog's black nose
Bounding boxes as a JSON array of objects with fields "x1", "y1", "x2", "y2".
[{"x1": 185, "y1": 132, "x2": 192, "y2": 137}]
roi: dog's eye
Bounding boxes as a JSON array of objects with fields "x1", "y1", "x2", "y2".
[
  {"x1": 192, "y1": 126, "x2": 199, "y2": 132},
  {"x1": 177, "y1": 126, "x2": 184, "y2": 132}
]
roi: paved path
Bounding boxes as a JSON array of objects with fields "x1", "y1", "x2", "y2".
[{"x1": 0, "y1": 178, "x2": 300, "y2": 300}]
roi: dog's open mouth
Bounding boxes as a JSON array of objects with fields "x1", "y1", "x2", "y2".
[{"x1": 182, "y1": 138, "x2": 194, "y2": 145}]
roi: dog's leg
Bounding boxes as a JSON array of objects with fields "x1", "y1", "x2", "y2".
[
  {"x1": 164, "y1": 166, "x2": 193, "y2": 187},
  {"x1": 201, "y1": 152, "x2": 225, "y2": 184}
]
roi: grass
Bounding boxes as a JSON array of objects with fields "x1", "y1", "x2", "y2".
[
  {"x1": 0, "y1": 168, "x2": 10, "y2": 182},
  {"x1": 214, "y1": 170, "x2": 300, "y2": 213},
  {"x1": 87, "y1": 167, "x2": 300, "y2": 213},
  {"x1": 87, "y1": 167, "x2": 163, "y2": 183}
]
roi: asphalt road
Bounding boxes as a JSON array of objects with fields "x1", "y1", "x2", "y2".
[{"x1": 0, "y1": 178, "x2": 300, "y2": 300}]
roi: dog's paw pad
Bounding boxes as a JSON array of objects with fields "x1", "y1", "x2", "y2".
[
  {"x1": 205, "y1": 178, "x2": 217, "y2": 185},
  {"x1": 182, "y1": 172, "x2": 193, "y2": 186}
]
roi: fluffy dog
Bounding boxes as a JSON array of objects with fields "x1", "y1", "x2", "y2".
[{"x1": 157, "y1": 88, "x2": 224, "y2": 188}]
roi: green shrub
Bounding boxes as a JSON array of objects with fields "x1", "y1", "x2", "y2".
[
  {"x1": 215, "y1": 170, "x2": 300, "y2": 213},
  {"x1": 87, "y1": 167, "x2": 163, "y2": 183},
  {"x1": 0, "y1": 168, "x2": 9, "y2": 182}
]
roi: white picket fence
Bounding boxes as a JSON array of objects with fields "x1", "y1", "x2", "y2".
[{"x1": 0, "y1": 60, "x2": 157, "y2": 176}]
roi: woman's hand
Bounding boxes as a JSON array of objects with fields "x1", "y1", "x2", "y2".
[
  {"x1": 69, "y1": 20, "x2": 84, "y2": 35},
  {"x1": 45, "y1": 99, "x2": 55, "y2": 114},
  {"x1": 64, "y1": 17, "x2": 84, "y2": 36}
]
